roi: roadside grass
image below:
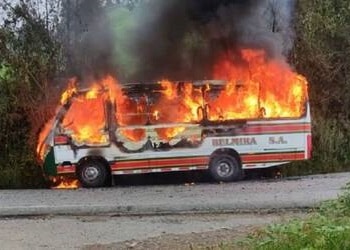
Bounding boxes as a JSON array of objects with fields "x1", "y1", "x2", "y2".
[{"x1": 231, "y1": 184, "x2": 350, "y2": 250}]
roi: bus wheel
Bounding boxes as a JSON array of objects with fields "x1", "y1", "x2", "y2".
[
  {"x1": 77, "y1": 158, "x2": 109, "y2": 188},
  {"x1": 209, "y1": 153, "x2": 243, "y2": 182}
]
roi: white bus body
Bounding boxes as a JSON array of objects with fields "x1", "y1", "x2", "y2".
[{"x1": 42, "y1": 82, "x2": 312, "y2": 187}]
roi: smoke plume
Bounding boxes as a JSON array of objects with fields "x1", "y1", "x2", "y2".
[{"x1": 66, "y1": 0, "x2": 296, "y2": 82}]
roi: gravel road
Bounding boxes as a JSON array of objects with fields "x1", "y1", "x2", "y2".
[
  {"x1": 0, "y1": 172, "x2": 349, "y2": 249},
  {"x1": 0, "y1": 212, "x2": 304, "y2": 250},
  {"x1": 0, "y1": 172, "x2": 349, "y2": 216}
]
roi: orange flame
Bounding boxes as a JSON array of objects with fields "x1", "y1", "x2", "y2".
[
  {"x1": 61, "y1": 78, "x2": 77, "y2": 105},
  {"x1": 36, "y1": 118, "x2": 54, "y2": 160},
  {"x1": 51, "y1": 177, "x2": 80, "y2": 189},
  {"x1": 62, "y1": 94, "x2": 108, "y2": 144},
  {"x1": 37, "y1": 48, "x2": 308, "y2": 161},
  {"x1": 210, "y1": 49, "x2": 307, "y2": 120}
]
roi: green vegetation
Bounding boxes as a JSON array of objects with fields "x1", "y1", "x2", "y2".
[
  {"x1": 234, "y1": 186, "x2": 350, "y2": 250},
  {"x1": 0, "y1": 2, "x2": 60, "y2": 188},
  {"x1": 290, "y1": 0, "x2": 350, "y2": 174}
]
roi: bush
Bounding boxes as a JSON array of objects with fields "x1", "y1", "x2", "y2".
[
  {"x1": 0, "y1": 3, "x2": 60, "y2": 188},
  {"x1": 237, "y1": 189, "x2": 350, "y2": 250},
  {"x1": 293, "y1": 0, "x2": 350, "y2": 173}
]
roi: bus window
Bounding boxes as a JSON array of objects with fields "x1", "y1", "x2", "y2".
[
  {"x1": 115, "y1": 95, "x2": 148, "y2": 142},
  {"x1": 115, "y1": 95, "x2": 148, "y2": 126},
  {"x1": 61, "y1": 95, "x2": 108, "y2": 145},
  {"x1": 149, "y1": 81, "x2": 204, "y2": 125},
  {"x1": 206, "y1": 81, "x2": 260, "y2": 121}
]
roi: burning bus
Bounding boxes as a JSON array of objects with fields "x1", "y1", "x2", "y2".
[{"x1": 37, "y1": 49, "x2": 311, "y2": 188}]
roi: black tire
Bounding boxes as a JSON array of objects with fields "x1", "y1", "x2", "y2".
[
  {"x1": 209, "y1": 153, "x2": 243, "y2": 182},
  {"x1": 77, "y1": 158, "x2": 109, "y2": 188}
]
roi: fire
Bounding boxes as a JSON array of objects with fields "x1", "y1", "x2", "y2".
[
  {"x1": 156, "y1": 126, "x2": 186, "y2": 141},
  {"x1": 152, "y1": 80, "x2": 203, "y2": 123},
  {"x1": 62, "y1": 94, "x2": 108, "y2": 145},
  {"x1": 85, "y1": 85, "x2": 101, "y2": 99},
  {"x1": 210, "y1": 49, "x2": 307, "y2": 120},
  {"x1": 51, "y1": 177, "x2": 80, "y2": 189},
  {"x1": 37, "y1": 48, "x2": 308, "y2": 160},
  {"x1": 153, "y1": 110, "x2": 160, "y2": 120},
  {"x1": 37, "y1": 118, "x2": 54, "y2": 160},
  {"x1": 61, "y1": 78, "x2": 77, "y2": 105},
  {"x1": 150, "y1": 80, "x2": 204, "y2": 139},
  {"x1": 119, "y1": 128, "x2": 146, "y2": 142}
]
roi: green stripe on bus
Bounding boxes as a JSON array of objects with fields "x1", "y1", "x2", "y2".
[{"x1": 43, "y1": 148, "x2": 58, "y2": 176}]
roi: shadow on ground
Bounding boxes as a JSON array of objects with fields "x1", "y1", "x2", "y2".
[{"x1": 113, "y1": 167, "x2": 283, "y2": 187}]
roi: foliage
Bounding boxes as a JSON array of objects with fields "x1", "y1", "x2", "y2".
[
  {"x1": 0, "y1": 61, "x2": 47, "y2": 188},
  {"x1": 291, "y1": 0, "x2": 350, "y2": 172},
  {"x1": 234, "y1": 188, "x2": 350, "y2": 250},
  {"x1": 0, "y1": 1, "x2": 62, "y2": 188}
]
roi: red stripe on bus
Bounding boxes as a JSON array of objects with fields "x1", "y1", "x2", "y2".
[
  {"x1": 117, "y1": 165, "x2": 208, "y2": 175},
  {"x1": 112, "y1": 160, "x2": 148, "y2": 169},
  {"x1": 112, "y1": 156, "x2": 209, "y2": 170},
  {"x1": 150, "y1": 157, "x2": 209, "y2": 167},
  {"x1": 57, "y1": 165, "x2": 76, "y2": 174},
  {"x1": 242, "y1": 152, "x2": 305, "y2": 163},
  {"x1": 113, "y1": 152, "x2": 306, "y2": 171},
  {"x1": 54, "y1": 136, "x2": 69, "y2": 145},
  {"x1": 243, "y1": 124, "x2": 311, "y2": 134},
  {"x1": 112, "y1": 152, "x2": 305, "y2": 171},
  {"x1": 246, "y1": 123, "x2": 311, "y2": 129},
  {"x1": 57, "y1": 152, "x2": 306, "y2": 174}
]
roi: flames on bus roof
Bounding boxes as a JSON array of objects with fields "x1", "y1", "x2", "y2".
[{"x1": 37, "y1": 48, "x2": 308, "y2": 161}]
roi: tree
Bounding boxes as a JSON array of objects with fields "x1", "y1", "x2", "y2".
[
  {"x1": 0, "y1": 1, "x2": 62, "y2": 188},
  {"x1": 293, "y1": 0, "x2": 350, "y2": 170}
]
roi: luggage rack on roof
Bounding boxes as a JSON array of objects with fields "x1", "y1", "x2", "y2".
[{"x1": 120, "y1": 80, "x2": 227, "y2": 97}]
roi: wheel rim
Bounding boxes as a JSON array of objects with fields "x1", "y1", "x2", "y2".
[
  {"x1": 217, "y1": 160, "x2": 233, "y2": 177},
  {"x1": 83, "y1": 166, "x2": 100, "y2": 182}
]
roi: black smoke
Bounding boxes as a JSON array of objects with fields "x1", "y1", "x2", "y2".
[
  {"x1": 64, "y1": 0, "x2": 296, "y2": 82},
  {"x1": 119, "y1": 0, "x2": 295, "y2": 82},
  {"x1": 60, "y1": 0, "x2": 116, "y2": 83}
]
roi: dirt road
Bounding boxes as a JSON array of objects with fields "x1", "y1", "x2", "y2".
[
  {"x1": 0, "y1": 172, "x2": 349, "y2": 249},
  {"x1": 0, "y1": 212, "x2": 305, "y2": 250},
  {"x1": 0, "y1": 172, "x2": 349, "y2": 216}
]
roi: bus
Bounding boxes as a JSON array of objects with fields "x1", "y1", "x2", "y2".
[{"x1": 39, "y1": 79, "x2": 312, "y2": 188}]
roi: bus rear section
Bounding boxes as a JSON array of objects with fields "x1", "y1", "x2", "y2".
[{"x1": 39, "y1": 79, "x2": 311, "y2": 188}]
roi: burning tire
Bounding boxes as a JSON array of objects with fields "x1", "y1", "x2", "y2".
[
  {"x1": 77, "y1": 158, "x2": 110, "y2": 188},
  {"x1": 209, "y1": 153, "x2": 243, "y2": 182}
]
